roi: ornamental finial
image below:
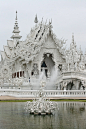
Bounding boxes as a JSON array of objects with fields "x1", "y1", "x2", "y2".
[
  {"x1": 72, "y1": 33, "x2": 74, "y2": 44},
  {"x1": 51, "y1": 18, "x2": 52, "y2": 24},
  {"x1": 15, "y1": 11, "x2": 17, "y2": 20},
  {"x1": 49, "y1": 19, "x2": 52, "y2": 25},
  {"x1": 34, "y1": 14, "x2": 38, "y2": 23}
]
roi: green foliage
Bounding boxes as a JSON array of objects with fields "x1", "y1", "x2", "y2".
[
  {"x1": 0, "y1": 99, "x2": 86, "y2": 102},
  {"x1": 0, "y1": 100, "x2": 32, "y2": 102},
  {"x1": 50, "y1": 99, "x2": 86, "y2": 102}
]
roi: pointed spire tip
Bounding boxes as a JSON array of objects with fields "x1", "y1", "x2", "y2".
[
  {"x1": 15, "y1": 11, "x2": 17, "y2": 20},
  {"x1": 72, "y1": 33, "x2": 74, "y2": 44},
  {"x1": 34, "y1": 14, "x2": 38, "y2": 23}
]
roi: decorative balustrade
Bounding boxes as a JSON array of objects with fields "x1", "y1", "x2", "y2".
[{"x1": 0, "y1": 89, "x2": 86, "y2": 98}]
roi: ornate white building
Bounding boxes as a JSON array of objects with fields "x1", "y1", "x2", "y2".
[{"x1": 0, "y1": 11, "x2": 86, "y2": 91}]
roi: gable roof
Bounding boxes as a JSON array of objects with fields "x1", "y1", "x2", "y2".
[{"x1": 5, "y1": 21, "x2": 66, "y2": 64}]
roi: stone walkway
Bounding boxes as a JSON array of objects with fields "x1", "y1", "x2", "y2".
[
  {"x1": 0, "y1": 96, "x2": 31, "y2": 100},
  {"x1": 0, "y1": 95, "x2": 86, "y2": 100}
]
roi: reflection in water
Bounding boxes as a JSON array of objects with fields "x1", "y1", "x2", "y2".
[{"x1": 0, "y1": 102, "x2": 86, "y2": 129}]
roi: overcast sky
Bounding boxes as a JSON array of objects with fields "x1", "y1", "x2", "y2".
[{"x1": 0, "y1": 0, "x2": 86, "y2": 53}]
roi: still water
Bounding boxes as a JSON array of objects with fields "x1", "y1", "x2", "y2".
[{"x1": 0, "y1": 102, "x2": 86, "y2": 129}]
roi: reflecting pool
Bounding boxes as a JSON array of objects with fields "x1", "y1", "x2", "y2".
[{"x1": 0, "y1": 102, "x2": 86, "y2": 129}]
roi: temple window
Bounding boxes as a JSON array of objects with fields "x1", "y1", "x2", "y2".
[
  {"x1": 20, "y1": 71, "x2": 22, "y2": 77},
  {"x1": 15, "y1": 73, "x2": 16, "y2": 78},
  {"x1": 12, "y1": 71, "x2": 24, "y2": 78}
]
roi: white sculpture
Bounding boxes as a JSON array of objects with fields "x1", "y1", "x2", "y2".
[{"x1": 24, "y1": 81, "x2": 58, "y2": 115}]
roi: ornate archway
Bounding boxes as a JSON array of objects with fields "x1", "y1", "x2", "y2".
[{"x1": 41, "y1": 53, "x2": 55, "y2": 77}]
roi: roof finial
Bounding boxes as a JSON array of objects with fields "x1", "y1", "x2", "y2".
[
  {"x1": 16, "y1": 11, "x2": 17, "y2": 20},
  {"x1": 34, "y1": 14, "x2": 38, "y2": 23},
  {"x1": 49, "y1": 19, "x2": 52, "y2": 25},
  {"x1": 41, "y1": 17, "x2": 43, "y2": 24},
  {"x1": 42, "y1": 17, "x2": 43, "y2": 22},
  {"x1": 45, "y1": 19, "x2": 47, "y2": 24},
  {"x1": 72, "y1": 33, "x2": 74, "y2": 44},
  {"x1": 49, "y1": 19, "x2": 53, "y2": 31},
  {"x1": 80, "y1": 45, "x2": 81, "y2": 50},
  {"x1": 51, "y1": 18, "x2": 52, "y2": 24},
  {"x1": 49, "y1": 19, "x2": 50, "y2": 24}
]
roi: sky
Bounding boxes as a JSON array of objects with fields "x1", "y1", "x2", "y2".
[{"x1": 0, "y1": 0, "x2": 86, "y2": 54}]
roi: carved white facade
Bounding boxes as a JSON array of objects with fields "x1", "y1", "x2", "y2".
[{"x1": 0, "y1": 12, "x2": 86, "y2": 91}]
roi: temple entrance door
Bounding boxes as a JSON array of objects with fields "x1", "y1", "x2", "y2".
[
  {"x1": 41, "y1": 61, "x2": 48, "y2": 77},
  {"x1": 41, "y1": 54, "x2": 55, "y2": 77}
]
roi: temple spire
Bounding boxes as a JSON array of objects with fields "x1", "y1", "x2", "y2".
[
  {"x1": 11, "y1": 11, "x2": 22, "y2": 40},
  {"x1": 34, "y1": 14, "x2": 38, "y2": 23}
]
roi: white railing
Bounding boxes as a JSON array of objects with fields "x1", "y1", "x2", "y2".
[{"x1": 0, "y1": 89, "x2": 86, "y2": 98}]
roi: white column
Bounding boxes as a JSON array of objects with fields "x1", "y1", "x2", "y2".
[
  {"x1": 19, "y1": 71, "x2": 20, "y2": 78},
  {"x1": 16, "y1": 72, "x2": 17, "y2": 78},
  {"x1": 76, "y1": 80, "x2": 79, "y2": 90}
]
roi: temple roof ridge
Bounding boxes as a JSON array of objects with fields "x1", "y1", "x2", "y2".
[
  {"x1": 1, "y1": 51, "x2": 6, "y2": 60},
  {"x1": 4, "y1": 46, "x2": 11, "y2": 57}
]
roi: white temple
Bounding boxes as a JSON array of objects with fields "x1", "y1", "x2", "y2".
[{"x1": 0, "y1": 11, "x2": 86, "y2": 93}]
